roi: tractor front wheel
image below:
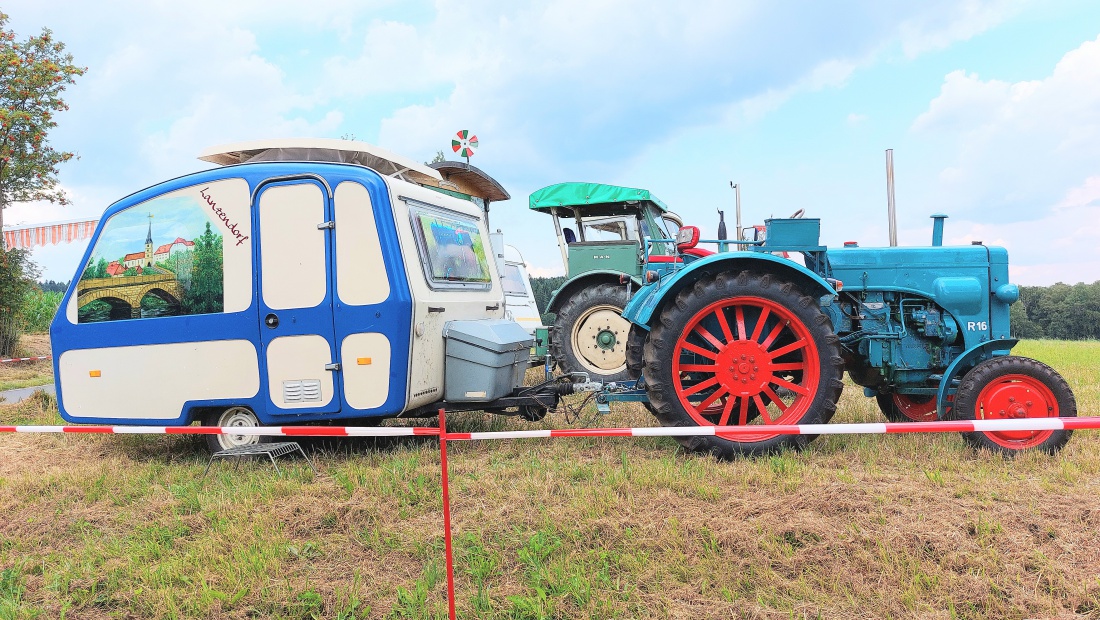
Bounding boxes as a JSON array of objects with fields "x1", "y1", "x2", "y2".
[
  {"x1": 551, "y1": 283, "x2": 632, "y2": 383},
  {"x1": 643, "y1": 271, "x2": 844, "y2": 458},
  {"x1": 955, "y1": 356, "x2": 1076, "y2": 455}
]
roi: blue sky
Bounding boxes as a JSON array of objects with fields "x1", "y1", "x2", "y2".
[{"x1": 5, "y1": 0, "x2": 1100, "y2": 285}]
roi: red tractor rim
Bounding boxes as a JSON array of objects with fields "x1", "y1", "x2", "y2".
[
  {"x1": 974, "y1": 373, "x2": 1059, "y2": 449},
  {"x1": 892, "y1": 394, "x2": 937, "y2": 422},
  {"x1": 672, "y1": 296, "x2": 820, "y2": 441}
]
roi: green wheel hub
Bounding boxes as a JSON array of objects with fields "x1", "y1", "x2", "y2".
[{"x1": 597, "y1": 329, "x2": 617, "y2": 350}]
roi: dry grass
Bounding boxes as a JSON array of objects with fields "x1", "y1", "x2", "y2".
[
  {"x1": 1, "y1": 341, "x2": 1099, "y2": 619},
  {"x1": 0, "y1": 334, "x2": 53, "y2": 392}
]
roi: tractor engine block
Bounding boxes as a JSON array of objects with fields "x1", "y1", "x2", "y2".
[{"x1": 837, "y1": 292, "x2": 964, "y2": 389}]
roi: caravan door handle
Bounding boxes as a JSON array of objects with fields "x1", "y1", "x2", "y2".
[{"x1": 428, "y1": 307, "x2": 446, "y2": 313}]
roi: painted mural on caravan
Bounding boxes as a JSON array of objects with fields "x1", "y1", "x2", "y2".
[{"x1": 75, "y1": 181, "x2": 250, "y2": 322}]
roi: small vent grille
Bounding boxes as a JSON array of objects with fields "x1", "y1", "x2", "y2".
[{"x1": 283, "y1": 380, "x2": 322, "y2": 403}]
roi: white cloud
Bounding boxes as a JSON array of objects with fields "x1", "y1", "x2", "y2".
[
  {"x1": 898, "y1": 0, "x2": 1027, "y2": 57},
  {"x1": 911, "y1": 35, "x2": 1100, "y2": 223}
]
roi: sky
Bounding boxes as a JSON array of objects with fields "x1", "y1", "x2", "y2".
[{"x1": 4, "y1": 0, "x2": 1100, "y2": 285}]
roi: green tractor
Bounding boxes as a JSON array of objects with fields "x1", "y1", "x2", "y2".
[{"x1": 529, "y1": 182, "x2": 685, "y2": 382}]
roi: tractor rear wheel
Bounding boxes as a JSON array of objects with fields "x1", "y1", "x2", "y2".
[
  {"x1": 876, "y1": 393, "x2": 938, "y2": 423},
  {"x1": 643, "y1": 271, "x2": 844, "y2": 458},
  {"x1": 955, "y1": 356, "x2": 1075, "y2": 455},
  {"x1": 551, "y1": 283, "x2": 632, "y2": 383}
]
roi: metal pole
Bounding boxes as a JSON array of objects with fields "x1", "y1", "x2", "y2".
[
  {"x1": 886, "y1": 149, "x2": 897, "y2": 247},
  {"x1": 439, "y1": 408, "x2": 457, "y2": 620},
  {"x1": 731, "y1": 182, "x2": 743, "y2": 241},
  {"x1": 549, "y1": 207, "x2": 569, "y2": 269}
]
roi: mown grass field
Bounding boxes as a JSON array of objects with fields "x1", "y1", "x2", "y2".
[
  {"x1": 0, "y1": 335, "x2": 52, "y2": 392},
  {"x1": 0, "y1": 339, "x2": 1098, "y2": 619}
]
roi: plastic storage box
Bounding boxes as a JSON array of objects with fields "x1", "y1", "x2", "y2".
[{"x1": 443, "y1": 320, "x2": 534, "y2": 402}]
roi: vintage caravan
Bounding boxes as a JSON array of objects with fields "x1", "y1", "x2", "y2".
[
  {"x1": 500, "y1": 244, "x2": 544, "y2": 336},
  {"x1": 51, "y1": 140, "x2": 572, "y2": 450}
]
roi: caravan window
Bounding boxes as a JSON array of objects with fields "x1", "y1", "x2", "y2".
[
  {"x1": 502, "y1": 263, "x2": 528, "y2": 297},
  {"x1": 409, "y1": 204, "x2": 491, "y2": 290},
  {"x1": 74, "y1": 179, "x2": 252, "y2": 323}
]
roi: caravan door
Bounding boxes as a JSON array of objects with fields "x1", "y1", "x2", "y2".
[{"x1": 255, "y1": 179, "x2": 341, "y2": 416}]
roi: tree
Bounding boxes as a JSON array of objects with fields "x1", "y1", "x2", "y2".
[
  {"x1": 0, "y1": 247, "x2": 38, "y2": 355},
  {"x1": 0, "y1": 12, "x2": 86, "y2": 248},
  {"x1": 428, "y1": 150, "x2": 446, "y2": 165},
  {"x1": 181, "y1": 223, "x2": 223, "y2": 315}
]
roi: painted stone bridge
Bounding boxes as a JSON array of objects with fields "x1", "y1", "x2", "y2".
[{"x1": 77, "y1": 273, "x2": 182, "y2": 318}]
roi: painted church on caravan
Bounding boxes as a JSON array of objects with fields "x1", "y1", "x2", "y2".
[{"x1": 107, "y1": 217, "x2": 194, "y2": 276}]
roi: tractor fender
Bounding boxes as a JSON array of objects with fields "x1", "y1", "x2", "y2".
[
  {"x1": 622, "y1": 252, "x2": 837, "y2": 328},
  {"x1": 547, "y1": 271, "x2": 641, "y2": 314},
  {"x1": 936, "y1": 338, "x2": 1017, "y2": 419}
]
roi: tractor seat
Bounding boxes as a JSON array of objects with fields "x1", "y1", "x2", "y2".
[{"x1": 682, "y1": 247, "x2": 714, "y2": 258}]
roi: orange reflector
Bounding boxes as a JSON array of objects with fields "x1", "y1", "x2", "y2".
[
  {"x1": 357, "y1": 357, "x2": 372, "y2": 365},
  {"x1": 89, "y1": 370, "x2": 101, "y2": 377},
  {"x1": 645, "y1": 270, "x2": 659, "y2": 283}
]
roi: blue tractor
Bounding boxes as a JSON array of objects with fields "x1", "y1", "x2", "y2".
[{"x1": 620, "y1": 216, "x2": 1077, "y2": 457}]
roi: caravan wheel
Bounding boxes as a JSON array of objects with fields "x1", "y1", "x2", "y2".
[{"x1": 204, "y1": 406, "x2": 269, "y2": 453}]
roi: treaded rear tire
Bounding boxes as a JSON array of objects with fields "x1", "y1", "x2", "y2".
[
  {"x1": 643, "y1": 271, "x2": 844, "y2": 458},
  {"x1": 551, "y1": 283, "x2": 632, "y2": 383}
]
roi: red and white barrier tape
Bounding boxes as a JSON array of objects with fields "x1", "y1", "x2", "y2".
[
  {"x1": 0, "y1": 417, "x2": 1097, "y2": 438},
  {"x1": 0, "y1": 355, "x2": 51, "y2": 364}
]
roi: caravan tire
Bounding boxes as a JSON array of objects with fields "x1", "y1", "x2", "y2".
[{"x1": 204, "y1": 406, "x2": 269, "y2": 453}]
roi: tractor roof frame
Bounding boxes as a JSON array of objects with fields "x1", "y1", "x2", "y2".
[{"x1": 529, "y1": 182, "x2": 669, "y2": 218}]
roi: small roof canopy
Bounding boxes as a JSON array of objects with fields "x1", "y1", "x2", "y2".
[
  {"x1": 430, "y1": 161, "x2": 510, "y2": 203},
  {"x1": 198, "y1": 138, "x2": 443, "y2": 183},
  {"x1": 529, "y1": 182, "x2": 668, "y2": 218}
]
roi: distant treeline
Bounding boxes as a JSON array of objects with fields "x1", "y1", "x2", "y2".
[
  {"x1": 531, "y1": 276, "x2": 566, "y2": 324},
  {"x1": 530, "y1": 277, "x2": 1100, "y2": 340},
  {"x1": 37, "y1": 280, "x2": 69, "y2": 293},
  {"x1": 1011, "y1": 281, "x2": 1100, "y2": 340}
]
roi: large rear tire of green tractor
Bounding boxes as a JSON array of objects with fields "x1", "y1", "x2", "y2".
[
  {"x1": 551, "y1": 283, "x2": 632, "y2": 383},
  {"x1": 955, "y1": 356, "x2": 1075, "y2": 455},
  {"x1": 643, "y1": 271, "x2": 844, "y2": 458}
]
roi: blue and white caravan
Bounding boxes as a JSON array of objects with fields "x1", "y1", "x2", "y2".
[{"x1": 51, "y1": 139, "x2": 573, "y2": 451}]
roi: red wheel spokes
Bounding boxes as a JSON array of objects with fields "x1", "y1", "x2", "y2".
[{"x1": 672, "y1": 297, "x2": 821, "y2": 430}]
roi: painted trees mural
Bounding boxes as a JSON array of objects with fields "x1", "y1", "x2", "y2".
[{"x1": 77, "y1": 190, "x2": 225, "y2": 323}]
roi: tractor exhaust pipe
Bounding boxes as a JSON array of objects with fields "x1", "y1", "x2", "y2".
[{"x1": 886, "y1": 149, "x2": 897, "y2": 246}]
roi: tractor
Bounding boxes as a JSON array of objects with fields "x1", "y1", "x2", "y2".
[
  {"x1": 528, "y1": 182, "x2": 685, "y2": 382},
  {"x1": 619, "y1": 215, "x2": 1077, "y2": 457}
]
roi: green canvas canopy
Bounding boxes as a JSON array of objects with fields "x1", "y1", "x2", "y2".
[{"x1": 529, "y1": 182, "x2": 669, "y2": 217}]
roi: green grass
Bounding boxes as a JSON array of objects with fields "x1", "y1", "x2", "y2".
[
  {"x1": 0, "y1": 341, "x2": 1098, "y2": 618},
  {"x1": 18, "y1": 291, "x2": 63, "y2": 334}
]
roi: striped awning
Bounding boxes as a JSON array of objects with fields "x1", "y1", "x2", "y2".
[{"x1": 3, "y1": 219, "x2": 99, "y2": 250}]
